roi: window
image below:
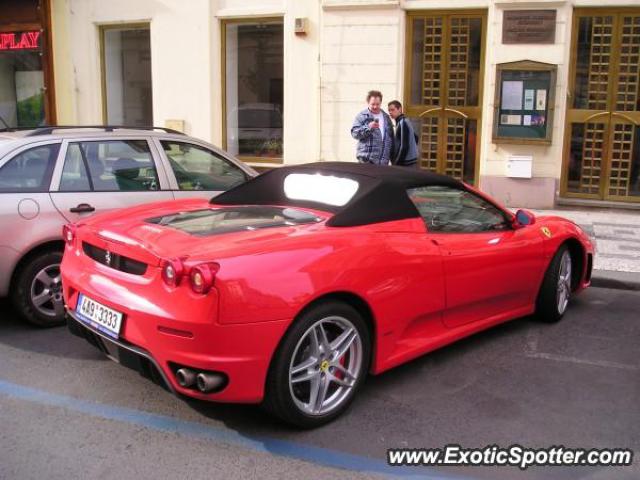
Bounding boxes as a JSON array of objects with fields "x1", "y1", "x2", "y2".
[
  {"x1": 408, "y1": 185, "x2": 510, "y2": 233},
  {"x1": 0, "y1": 28, "x2": 48, "y2": 127},
  {"x1": 0, "y1": 143, "x2": 59, "y2": 192},
  {"x1": 59, "y1": 143, "x2": 90, "y2": 191},
  {"x1": 224, "y1": 19, "x2": 283, "y2": 159},
  {"x1": 101, "y1": 25, "x2": 152, "y2": 126},
  {"x1": 59, "y1": 140, "x2": 158, "y2": 192},
  {"x1": 283, "y1": 174, "x2": 359, "y2": 206},
  {"x1": 161, "y1": 141, "x2": 247, "y2": 191}
]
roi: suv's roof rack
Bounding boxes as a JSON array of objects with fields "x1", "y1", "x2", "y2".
[
  {"x1": 20, "y1": 125, "x2": 185, "y2": 137},
  {"x1": 0, "y1": 126, "x2": 41, "y2": 133}
]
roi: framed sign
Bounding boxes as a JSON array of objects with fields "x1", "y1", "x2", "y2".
[
  {"x1": 492, "y1": 60, "x2": 557, "y2": 145},
  {"x1": 503, "y1": 10, "x2": 556, "y2": 44}
]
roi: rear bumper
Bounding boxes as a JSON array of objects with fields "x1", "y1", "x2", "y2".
[
  {"x1": 64, "y1": 295, "x2": 291, "y2": 403},
  {"x1": 62, "y1": 249, "x2": 291, "y2": 403},
  {"x1": 67, "y1": 310, "x2": 174, "y2": 393}
]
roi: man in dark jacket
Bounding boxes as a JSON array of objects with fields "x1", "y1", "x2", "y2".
[{"x1": 388, "y1": 100, "x2": 419, "y2": 167}]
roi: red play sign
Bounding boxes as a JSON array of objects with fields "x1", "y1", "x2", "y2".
[{"x1": 0, "y1": 31, "x2": 41, "y2": 51}]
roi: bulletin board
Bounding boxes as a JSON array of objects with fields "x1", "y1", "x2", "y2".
[{"x1": 492, "y1": 61, "x2": 556, "y2": 145}]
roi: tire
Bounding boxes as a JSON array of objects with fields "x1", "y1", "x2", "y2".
[
  {"x1": 264, "y1": 301, "x2": 371, "y2": 428},
  {"x1": 535, "y1": 245, "x2": 572, "y2": 323},
  {"x1": 11, "y1": 250, "x2": 66, "y2": 328}
]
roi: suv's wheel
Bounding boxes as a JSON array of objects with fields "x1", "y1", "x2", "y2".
[
  {"x1": 536, "y1": 245, "x2": 572, "y2": 323},
  {"x1": 264, "y1": 301, "x2": 371, "y2": 428},
  {"x1": 12, "y1": 250, "x2": 65, "y2": 327}
]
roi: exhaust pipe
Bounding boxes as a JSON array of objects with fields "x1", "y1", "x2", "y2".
[
  {"x1": 176, "y1": 368, "x2": 196, "y2": 388},
  {"x1": 196, "y1": 372, "x2": 225, "y2": 393}
]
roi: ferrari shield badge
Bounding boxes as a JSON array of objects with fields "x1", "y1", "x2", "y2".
[{"x1": 541, "y1": 227, "x2": 552, "y2": 238}]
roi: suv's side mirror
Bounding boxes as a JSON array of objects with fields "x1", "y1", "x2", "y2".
[{"x1": 514, "y1": 209, "x2": 536, "y2": 228}]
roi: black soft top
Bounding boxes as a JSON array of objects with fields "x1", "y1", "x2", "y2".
[{"x1": 212, "y1": 162, "x2": 464, "y2": 227}]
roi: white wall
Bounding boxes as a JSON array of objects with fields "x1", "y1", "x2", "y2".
[
  {"x1": 320, "y1": 3, "x2": 404, "y2": 161},
  {"x1": 52, "y1": 0, "x2": 214, "y2": 140},
  {"x1": 480, "y1": 2, "x2": 573, "y2": 181}
]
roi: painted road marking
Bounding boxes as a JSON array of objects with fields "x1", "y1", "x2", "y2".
[
  {"x1": 0, "y1": 378, "x2": 469, "y2": 480},
  {"x1": 523, "y1": 329, "x2": 638, "y2": 371}
]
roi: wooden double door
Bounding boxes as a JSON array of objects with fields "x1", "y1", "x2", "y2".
[
  {"x1": 405, "y1": 11, "x2": 486, "y2": 185},
  {"x1": 563, "y1": 9, "x2": 640, "y2": 202}
]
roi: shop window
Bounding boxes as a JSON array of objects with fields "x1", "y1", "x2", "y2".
[
  {"x1": 101, "y1": 26, "x2": 153, "y2": 126},
  {"x1": 224, "y1": 19, "x2": 283, "y2": 161},
  {"x1": 0, "y1": 31, "x2": 46, "y2": 127}
]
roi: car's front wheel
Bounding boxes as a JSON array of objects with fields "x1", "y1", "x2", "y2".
[
  {"x1": 264, "y1": 301, "x2": 371, "y2": 428},
  {"x1": 12, "y1": 250, "x2": 66, "y2": 327},
  {"x1": 536, "y1": 245, "x2": 573, "y2": 323}
]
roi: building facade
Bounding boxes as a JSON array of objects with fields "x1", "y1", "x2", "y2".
[{"x1": 45, "y1": 0, "x2": 640, "y2": 208}]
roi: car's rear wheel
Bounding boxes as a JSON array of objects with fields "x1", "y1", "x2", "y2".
[
  {"x1": 264, "y1": 301, "x2": 371, "y2": 428},
  {"x1": 536, "y1": 245, "x2": 572, "y2": 323},
  {"x1": 12, "y1": 250, "x2": 66, "y2": 328}
]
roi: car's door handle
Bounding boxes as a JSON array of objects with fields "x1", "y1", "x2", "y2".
[{"x1": 70, "y1": 203, "x2": 96, "y2": 213}]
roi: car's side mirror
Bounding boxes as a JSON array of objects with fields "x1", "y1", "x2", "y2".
[{"x1": 514, "y1": 209, "x2": 536, "y2": 228}]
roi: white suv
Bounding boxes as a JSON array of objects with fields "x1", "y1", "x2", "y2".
[{"x1": 0, "y1": 126, "x2": 256, "y2": 327}]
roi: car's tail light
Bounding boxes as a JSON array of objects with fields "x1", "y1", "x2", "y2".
[
  {"x1": 161, "y1": 258, "x2": 184, "y2": 287},
  {"x1": 189, "y1": 263, "x2": 220, "y2": 294},
  {"x1": 63, "y1": 224, "x2": 76, "y2": 247}
]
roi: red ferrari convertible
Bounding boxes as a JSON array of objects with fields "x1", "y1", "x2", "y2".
[{"x1": 61, "y1": 162, "x2": 594, "y2": 427}]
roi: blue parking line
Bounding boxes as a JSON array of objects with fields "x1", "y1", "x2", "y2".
[{"x1": 0, "y1": 378, "x2": 469, "y2": 480}]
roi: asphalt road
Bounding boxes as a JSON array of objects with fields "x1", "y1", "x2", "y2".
[{"x1": 0, "y1": 287, "x2": 638, "y2": 480}]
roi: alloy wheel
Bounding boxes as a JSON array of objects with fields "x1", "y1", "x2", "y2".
[
  {"x1": 288, "y1": 316, "x2": 363, "y2": 416},
  {"x1": 557, "y1": 251, "x2": 572, "y2": 315},
  {"x1": 30, "y1": 263, "x2": 64, "y2": 318}
]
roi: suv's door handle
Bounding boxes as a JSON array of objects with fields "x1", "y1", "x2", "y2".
[{"x1": 70, "y1": 203, "x2": 95, "y2": 213}]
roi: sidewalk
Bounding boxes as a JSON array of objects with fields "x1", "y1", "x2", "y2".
[{"x1": 516, "y1": 207, "x2": 640, "y2": 290}]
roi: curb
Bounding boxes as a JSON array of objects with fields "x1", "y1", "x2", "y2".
[{"x1": 590, "y1": 270, "x2": 640, "y2": 291}]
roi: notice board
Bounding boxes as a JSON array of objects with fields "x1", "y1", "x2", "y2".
[{"x1": 493, "y1": 61, "x2": 557, "y2": 145}]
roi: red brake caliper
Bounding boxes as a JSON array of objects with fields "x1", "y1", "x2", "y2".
[{"x1": 334, "y1": 353, "x2": 347, "y2": 380}]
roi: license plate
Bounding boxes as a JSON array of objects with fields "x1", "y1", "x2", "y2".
[{"x1": 75, "y1": 293, "x2": 123, "y2": 339}]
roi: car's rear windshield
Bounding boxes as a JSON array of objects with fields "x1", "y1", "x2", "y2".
[{"x1": 145, "y1": 206, "x2": 322, "y2": 236}]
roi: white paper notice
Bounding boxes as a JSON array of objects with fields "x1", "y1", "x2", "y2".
[
  {"x1": 501, "y1": 114, "x2": 522, "y2": 126},
  {"x1": 502, "y1": 81, "x2": 524, "y2": 110},
  {"x1": 524, "y1": 90, "x2": 535, "y2": 110},
  {"x1": 523, "y1": 115, "x2": 532, "y2": 126},
  {"x1": 536, "y1": 89, "x2": 547, "y2": 110}
]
